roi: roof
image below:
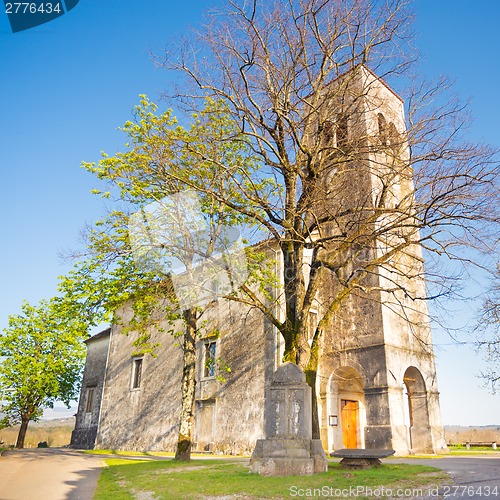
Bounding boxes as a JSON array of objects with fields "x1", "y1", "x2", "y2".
[
  {"x1": 85, "y1": 327, "x2": 111, "y2": 344},
  {"x1": 362, "y1": 65, "x2": 404, "y2": 104},
  {"x1": 321, "y1": 64, "x2": 404, "y2": 105}
]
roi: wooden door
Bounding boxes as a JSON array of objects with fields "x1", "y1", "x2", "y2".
[
  {"x1": 341, "y1": 400, "x2": 358, "y2": 448},
  {"x1": 195, "y1": 400, "x2": 215, "y2": 451}
]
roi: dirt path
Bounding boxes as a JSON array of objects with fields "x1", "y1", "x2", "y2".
[{"x1": 0, "y1": 448, "x2": 104, "y2": 500}]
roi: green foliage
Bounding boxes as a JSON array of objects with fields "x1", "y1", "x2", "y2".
[
  {"x1": 59, "y1": 95, "x2": 275, "y2": 459},
  {"x1": 83, "y1": 96, "x2": 269, "y2": 216},
  {"x1": 58, "y1": 248, "x2": 171, "y2": 355},
  {"x1": 0, "y1": 299, "x2": 87, "y2": 427},
  {"x1": 60, "y1": 96, "x2": 271, "y2": 352}
]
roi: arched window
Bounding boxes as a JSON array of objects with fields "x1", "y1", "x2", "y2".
[
  {"x1": 387, "y1": 122, "x2": 399, "y2": 148},
  {"x1": 336, "y1": 114, "x2": 348, "y2": 149},
  {"x1": 322, "y1": 120, "x2": 335, "y2": 143},
  {"x1": 377, "y1": 113, "x2": 387, "y2": 146}
]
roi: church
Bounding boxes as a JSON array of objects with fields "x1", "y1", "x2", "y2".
[{"x1": 70, "y1": 67, "x2": 448, "y2": 456}]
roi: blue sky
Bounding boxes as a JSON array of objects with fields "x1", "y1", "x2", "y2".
[{"x1": 1, "y1": 1, "x2": 499, "y2": 425}]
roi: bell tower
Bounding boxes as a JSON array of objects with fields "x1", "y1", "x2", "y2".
[{"x1": 315, "y1": 66, "x2": 447, "y2": 454}]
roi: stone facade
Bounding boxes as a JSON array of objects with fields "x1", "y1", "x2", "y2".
[
  {"x1": 312, "y1": 67, "x2": 447, "y2": 455},
  {"x1": 70, "y1": 328, "x2": 110, "y2": 449},
  {"x1": 87, "y1": 299, "x2": 275, "y2": 454},
  {"x1": 71, "y1": 67, "x2": 448, "y2": 456}
]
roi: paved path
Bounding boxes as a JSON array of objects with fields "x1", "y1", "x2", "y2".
[
  {"x1": 393, "y1": 456, "x2": 500, "y2": 499},
  {"x1": 0, "y1": 448, "x2": 104, "y2": 500}
]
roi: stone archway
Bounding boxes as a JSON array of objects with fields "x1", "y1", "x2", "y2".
[
  {"x1": 327, "y1": 366, "x2": 366, "y2": 451},
  {"x1": 403, "y1": 366, "x2": 433, "y2": 453}
]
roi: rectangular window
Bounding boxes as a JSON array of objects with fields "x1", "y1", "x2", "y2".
[
  {"x1": 132, "y1": 358, "x2": 143, "y2": 389},
  {"x1": 204, "y1": 341, "x2": 216, "y2": 378},
  {"x1": 85, "y1": 387, "x2": 94, "y2": 413}
]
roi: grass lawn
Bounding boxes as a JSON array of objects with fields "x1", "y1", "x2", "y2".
[
  {"x1": 94, "y1": 458, "x2": 448, "y2": 500},
  {"x1": 446, "y1": 445, "x2": 500, "y2": 455}
]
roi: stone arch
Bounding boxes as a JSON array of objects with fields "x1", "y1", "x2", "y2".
[
  {"x1": 326, "y1": 366, "x2": 366, "y2": 451},
  {"x1": 403, "y1": 366, "x2": 433, "y2": 453}
]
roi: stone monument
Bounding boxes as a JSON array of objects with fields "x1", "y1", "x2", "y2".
[{"x1": 250, "y1": 362, "x2": 328, "y2": 476}]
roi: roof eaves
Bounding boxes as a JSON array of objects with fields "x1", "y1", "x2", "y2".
[{"x1": 84, "y1": 327, "x2": 111, "y2": 344}]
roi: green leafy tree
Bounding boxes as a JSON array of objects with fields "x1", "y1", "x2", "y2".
[
  {"x1": 60, "y1": 97, "x2": 263, "y2": 460},
  {"x1": 0, "y1": 299, "x2": 87, "y2": 448}
]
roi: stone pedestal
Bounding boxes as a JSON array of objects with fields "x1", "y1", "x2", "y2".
[{"x1": 250, "y1": 363, "x2": 328, "y2": 476}]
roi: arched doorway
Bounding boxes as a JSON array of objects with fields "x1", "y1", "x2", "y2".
[
  {"x1": 403, "y1": 367, "x2": 433, "y2": 453},
  {"x1": 328, "y1": 366, "x2": 366, "y2": 450}
]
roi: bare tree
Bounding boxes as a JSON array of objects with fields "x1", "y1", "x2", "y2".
[
  {"x1": 477, "y1": 265, "x2": 500, "y2": 393},
  {"x1": 153, "y1": 0, "x2": 500, "y2": 438}
]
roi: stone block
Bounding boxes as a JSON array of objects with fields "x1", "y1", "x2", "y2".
[
  {"x1": 311, "y1": 439, "x2": 328, "y2": 473},
  {"x1": 250, "y1": 363, "x2": 328, "y2": 476},
  {"x1": 259, "y1": 438, "x2": 310, "y2": 458},
  {"x1": 252, "y1": 457, "x2": 315, "y2": 477}
]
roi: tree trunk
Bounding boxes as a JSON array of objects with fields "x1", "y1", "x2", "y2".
[
  {"x1": 305, "y1": 341, "x2": 321, "y2": 440},
  {"x1": 281, "y1": 240, "x2": 303, "y2": 364},
  {"x1": 282, "y1": 335, "x2": 299, "y2": 363},
  {"x1": 175, "y1": 308, "x2": 197, "y2": 461},
  {"x1": 305, "y1": 368, "x2": 320, "y2": 440},
  {"x1": 16, "y1": 416, "x2": 30, "y2": 449}
]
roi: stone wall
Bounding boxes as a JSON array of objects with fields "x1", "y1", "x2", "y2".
[
  {"x1": 70, "y1": 328, "x2": 110, "y2": 449},
  {"x1": 95, "y1": 305, "x2": 183, "y2": 451},
  {"x1": 95, "y1": 299, "x2": 272, "y2": 454}
]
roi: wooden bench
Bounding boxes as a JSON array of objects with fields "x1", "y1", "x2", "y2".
[
  {"x1": 465, "y1": 441, "x2": 497, "y2": 450},
  {"x1": 330, "y1": 449, "x2": 395, "y2": 469}
]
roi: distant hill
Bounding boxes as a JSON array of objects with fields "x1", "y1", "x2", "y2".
[
  {"x1": 444, "y1": 425, "x2": 500, "y2": 445},
  {"x1": 37, "y1": 417, "x2": 76, "y2": 427},
  {"x1": 0, "y1": 417, "x2": 75, "y2": 448}
]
